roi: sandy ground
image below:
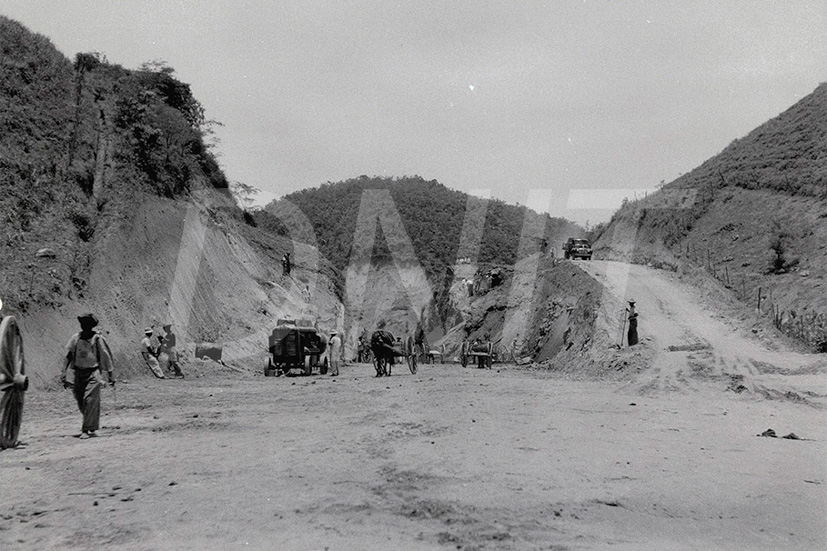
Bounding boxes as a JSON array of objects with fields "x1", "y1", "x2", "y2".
[
  {"x1": 2, "y1": 260, "x2": 825, "y2": 550},
  {"x1": 1, "y1": 361, "x2": 824, "y2": 551}
]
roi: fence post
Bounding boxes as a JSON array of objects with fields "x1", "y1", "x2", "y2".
[{"x1": 757, "y1": 287, "x2": 762, "y2": 312}]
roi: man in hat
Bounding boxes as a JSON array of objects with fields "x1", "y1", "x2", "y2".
[
  {"x1": 328, "y1": 330, "x2": 342, "y2": 376},
  {"x1": 160, "y1": 323, "x2": 184, "y2": 378},
  {"x1": 141, "y1": 327, "x2": 165, "y2": 378},
  {"x1": 61, "y1": 313, "x2": 115, "y2": 438}
]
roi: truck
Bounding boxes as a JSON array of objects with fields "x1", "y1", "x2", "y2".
[
  {"x1": 563, "y1": 238, "x2": 592, "y2": 260},
  {"x1": 265, "y1": 318, "x2": 328, "y2": 376}
]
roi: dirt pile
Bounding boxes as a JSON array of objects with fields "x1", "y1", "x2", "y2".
[{"x1": 428, "y1": 252, "x2": 642, "y2": 378}]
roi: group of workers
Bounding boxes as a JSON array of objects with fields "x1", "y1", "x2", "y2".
[{"x1": 140, "y1": 324, "x2": 184, "y2": 379}]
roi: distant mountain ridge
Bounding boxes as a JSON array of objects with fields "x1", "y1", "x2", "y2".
[{"x1": 262, "y1": 175, "x2": 582, "y2": 289}]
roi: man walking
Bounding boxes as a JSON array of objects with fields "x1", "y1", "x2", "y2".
[
  {"x1": 61, "y1": 313, "x2": 115, "y2": 438},
  {"x1": 141, "y1": 327, "x2": 165, "y2": 378},
  {"x1": 328, "y1": 330, "x2": 342, "y2": 376}
]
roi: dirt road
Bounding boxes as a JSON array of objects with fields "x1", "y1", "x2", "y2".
[
  {"x1": 2, "y1": 356, "x2": 825, "y2": 550},
  {"x1": 578, "y1": 261, "x2": 827, "y2": 405}
]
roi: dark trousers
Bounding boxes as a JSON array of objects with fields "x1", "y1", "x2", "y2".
[{"x1": 73, "y1": 368, "x2": 102, "y2": 432}]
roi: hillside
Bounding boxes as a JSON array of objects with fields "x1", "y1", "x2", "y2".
[
  {"x1": 262, "y1": 176, "x2": 583, "y2": 337},
  {"x1": 593, "y1": 83, "x2": 827, "y2": 352},
  {"x1": 0, "y1": 17, "x2": 344, "y2": 387},
  {"x1": 2, "y1": 16, "x2": 596, "y2": 389}
]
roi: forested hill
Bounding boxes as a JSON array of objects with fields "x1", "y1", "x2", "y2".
[
  {"x1": 0, "y1": 15, "x2": 228, "y2": 314},
  {"x1": 260, "y1": 176, "x2": 581, "y2": 285}
]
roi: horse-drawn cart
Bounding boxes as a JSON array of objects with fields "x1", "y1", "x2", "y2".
[
  {"x1": 371, "y1": 332, "x2": 417, "y2": 376},
  {"x1": 460, "y1": 339, "x2": 494, "y2": 369},
  {"x1": 0, "y1": 312, "x2": 28, "y2": 448}
]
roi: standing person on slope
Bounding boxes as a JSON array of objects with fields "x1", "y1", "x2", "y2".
[
  {"x1": 626, "y1": 301, "x2": 639, "y2": 346},
  {"x1": 61, "y1": 313, "x2": 115, "y2": 439}
]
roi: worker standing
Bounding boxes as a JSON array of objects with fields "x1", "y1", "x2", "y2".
[
  {"x1": 61, "y1": 313, "x2": 115, "y2": 438},
  {"x1": 141, "y1": 328, "x2": 165, "y2": 378},
  {"x1": 160, "y1": 323, "x2": 184, "y2": 378},
  {"x1": 329, "y1": 330, "x2": 341, "y2": 376},
  {"x1": 627, "y1": 301, "x2": 639, "y2": 346}
]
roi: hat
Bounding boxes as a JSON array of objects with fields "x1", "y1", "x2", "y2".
[
  {"x1": 162, "y1": 323, "x2": 172, "y2": 330},
  {"x1": 330, "y1": 330, "x2": 338, "y2": 335},
  {"x1": 77, "y1": 313, "x2": 99, "y2": 327},
  {"x1": 144, "y1": 327, "x2": 153, "y2": 334}
]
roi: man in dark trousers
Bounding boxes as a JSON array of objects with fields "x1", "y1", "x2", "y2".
[
  {"x1": 627, "y1": 301, "x2": 639, "y2": 346},
  {"x1": 61, "y1": 313, "x2": 115, "y2": 438}
]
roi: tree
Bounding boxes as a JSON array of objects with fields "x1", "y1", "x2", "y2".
[{"x1": 230, "y1": 181, "x2": 261, "y2": 211}]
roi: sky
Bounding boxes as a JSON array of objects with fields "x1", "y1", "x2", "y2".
[{"x1": 3, "y1": 1, "x2": 826, "y2": 225}]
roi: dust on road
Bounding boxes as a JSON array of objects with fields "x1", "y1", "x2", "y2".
[{"x1": 2, "y1": 360, "x2": 824, "y2": 550}]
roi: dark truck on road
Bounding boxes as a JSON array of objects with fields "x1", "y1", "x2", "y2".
[
  {"x1": 563, "y1": 238, "x2": 592, "y2": 260},
  {"x1": 265, "y1": 318, "x2": 328, "y2": 376}
]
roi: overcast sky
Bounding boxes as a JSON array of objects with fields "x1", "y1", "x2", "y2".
[{"x1": 3, "y1": 1, "x2": 825, "y2": 224}]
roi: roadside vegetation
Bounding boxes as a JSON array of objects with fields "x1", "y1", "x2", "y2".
[{"x1": 0, "y1": 16, "x2": 227, "y2": 315}]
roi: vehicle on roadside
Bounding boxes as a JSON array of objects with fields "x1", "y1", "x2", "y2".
[
  {"x1": 265, "y1": 318, "x2": 328, "y2": 376},
  {"x1": 563, "y1": 238, "x2": 592, "y2": 260}
]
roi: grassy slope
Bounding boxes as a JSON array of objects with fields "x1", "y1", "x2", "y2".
[{"x1": 593, "y1": 83, "x2": 827, "y2": 350}]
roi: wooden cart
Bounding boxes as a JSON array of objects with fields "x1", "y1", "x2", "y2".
[
  {"x1": 460, "y1": 340, "x2": 494, "y2": 369},
  {"x1": 372, "y1": 335, "x2": 417, "y2": 376}
]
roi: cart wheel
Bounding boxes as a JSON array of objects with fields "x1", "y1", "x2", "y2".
[
  {"x1": 0, "y1": 316, "x2": 27, "y2": 449},
  {"x1": 404, "y1": 337, "x2": 417, "y2": 374},
  {"x1": 303, "y1": 355, "x2": 312, "y2": 376},
  {"x1": 320, "y1": 357, "x2": 328, "y2": 375}
]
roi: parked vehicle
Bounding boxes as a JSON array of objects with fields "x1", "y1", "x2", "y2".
[
  {"x1": 265, "y1": 318, "x2": 328, "y2": 376},
  {"x1": 563, "y1": 238, "x2": 592, "y2": 260}
]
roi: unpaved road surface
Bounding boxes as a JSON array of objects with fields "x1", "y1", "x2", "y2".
[
  {"x1": 2, "y1": 361, "x2": 825, "y2": 550},
  {"x1": 579, "y1": 261, "x2": 827, "y2": 404}
]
